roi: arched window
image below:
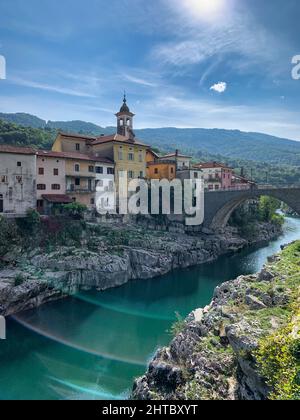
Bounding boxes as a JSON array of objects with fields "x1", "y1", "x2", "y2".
[{"x1": 75, "y1": 164, "x2": 80, "y2": 172}]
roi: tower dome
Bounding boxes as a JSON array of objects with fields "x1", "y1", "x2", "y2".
[{"x1": 120, "y1": 94, "x2": 130, "y2": 113}]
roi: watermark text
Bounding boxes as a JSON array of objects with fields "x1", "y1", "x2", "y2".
[
  {"x1": 292, "y1": 55, "x2": 300, "y2": 80},
  {"x1": 0, "y1": 55, "x2": 6, "y2": 80}
]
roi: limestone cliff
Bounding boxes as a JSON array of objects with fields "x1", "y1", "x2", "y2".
[
  {"x1": 0, "y1": 221, "x2": 282, "y2": 317},
  {"x1": 132, "y1": 241, "x2": 300, "y2": 401}
]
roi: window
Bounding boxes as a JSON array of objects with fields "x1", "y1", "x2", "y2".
[
  {"x1": 139, "y1": 153, "x2": 143, "y2": 163},
  {"x1": 90, "y1": 198, "x2": 95, "y2": 205},
  {"x1": 51, "y1": 184, "x2": 61, "y2": 190},
  {"x1": 128, "y1": 171, "x2": 134, "y2": 179},
  {"x1": 118, "y1": 152, "x2": 123, "y2": 160},
  {"x1": 76, "y1": 143, "x2": 80, "y2": 151},
  {"x1": 1, "y1": 176, "x2": 7, "y2": 183},
  {"x1": 96, "y1": 166, "x2": 103, "y2": 174},
  {"x1": 37, "y1": 184, "x2": 46, "y2": 190},
  {"x1": 139, "y1": 171, "x2": 144, "y2": 178},
  {"x1": 107, "y1": 168, "x2": 115, "y2": 175},
  {"x1": 194, "y1": 172, "x2": 198, "y2": 179},
  {"x1": 171, "y1": 167, "x2": 174, "y2": 174},
  {"x1": 154, "y1": 168, "x2": 159, "y2": 175},
  {"x1": 128, "y1": 153, "x2": 134, "y2": 161},
  {"x1": 38, "y1": 168, "x2": 44, "y2": 175},
  {"x1": 17, "y1": 162, "x2": 21, "y2": 167},
  {"x1": 75, "y1": 178, "x2": 80, "y2": 186},
  {"x1": 89, "y1": 166, "x2": 94, "y2": 173},
  {"x1": 16, "y1": 176, "x2": 22, "y2": 183},
  {"x1": 96, "y1": 180, "x2": 104, "y2": 187},
  {"x1": 37, "y1": 200, "x2": 44, "y2": 209},
  {"x1": 75, "y1": 164, "x2": 80, "y2": 172},
  {"x1": 8, "y1": 188, "x2": 13, "y2": 202},
  {"x1": 53, "y1": 168, "x2": 59, "y2": 176}
]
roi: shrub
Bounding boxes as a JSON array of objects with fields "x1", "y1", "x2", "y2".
[
  {"x1": 14, "y1": 273, "x2": 26, "y2": 287},
  {"x1": 60, "y1": 203, "x2": 87, "y2": 219},
  {"x1": 16, "y1": 209, "x2": 41, "y2": 235},
  {"x1": 0, "y1": 216, "x2": 20, "y2": 258},
  {"x1": 170, "y1": 312, "x2": 186, "y2": 336},
  {"x1": 256, "y1": 320, "x2": 300, "y2": 400}
]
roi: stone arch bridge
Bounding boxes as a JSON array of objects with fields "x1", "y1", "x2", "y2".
[{"x1": 203, "y1": 186, "x2": 300, "y2": 230}]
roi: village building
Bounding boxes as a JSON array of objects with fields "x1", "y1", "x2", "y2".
[
  {"x1": 91, "y1": 97, "x2": 148, "y2": 182},
  {"x1": 147, "y1": 160, "x2": 176, "y2": 181},
  {"x1": 194, "y1": 162, "x2": 234, "y2": 191},
  {"x1": 36, "y1": 150, "x2": 68, "y2": 213},
  {"x1": 52, "y1": 96, "x2": 148, "y2": 186},
  {"x1": 0, "y1": 145, "x2": 37, "y2": 216},
  {"x1": 159, "y1": 150, "x2": 192, "y2": 171},
  {"x1": 176, "y1": 167, "x2": 203, "y2": 183}
]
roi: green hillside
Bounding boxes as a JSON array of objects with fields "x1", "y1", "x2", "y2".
[{"x1": 0, "y1": 115, "x2": 300, "y2": 185}]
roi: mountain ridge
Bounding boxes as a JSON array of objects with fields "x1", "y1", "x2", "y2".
[{"x1": 1, "y1": 112, "x2": 300, "y2": 167}]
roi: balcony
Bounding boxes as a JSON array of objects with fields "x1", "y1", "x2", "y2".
[{"x1": 67, "y1": 186, "x2": 96, "y2": 194}]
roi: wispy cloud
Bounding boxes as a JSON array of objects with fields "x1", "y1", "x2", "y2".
[
  {"x1": 9, "y1": 76, "x2": 97, "y2": 98},
  {"x1": 210, "y1": 82, "x2": 227, "y2": 93},
  {"x1": 153, "y1": 1, "x2": 286, "y2": 78},
  {"x1": 123, "y1": 74, "x2": 157, "y2": 87}
]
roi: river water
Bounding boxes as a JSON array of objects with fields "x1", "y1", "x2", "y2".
[{"x1": 0, "y1": 217, "x2": 300, "y2": 400}]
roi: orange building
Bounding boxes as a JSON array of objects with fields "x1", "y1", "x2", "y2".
[{"x1": 147, "y1": 159, "x2": 176, "y2": 181}]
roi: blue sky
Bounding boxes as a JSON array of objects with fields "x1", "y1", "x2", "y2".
[{"x1": 0, "y1": 0, "x2": 300, "y2": 140}]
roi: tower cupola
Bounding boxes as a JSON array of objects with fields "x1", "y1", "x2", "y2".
[{"x1": 116, "y1": 94, "x2": 135, "y2": 141}]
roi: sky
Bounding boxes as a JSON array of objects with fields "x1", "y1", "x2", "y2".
[{"x1": 0, "y1": 0, "x2": 300, "y2": 140}]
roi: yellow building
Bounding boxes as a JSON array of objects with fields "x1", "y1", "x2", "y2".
[
  {"x1": 51, "y1": 96, "x2": 149, "y2": 207},
  {"x1": 91, "y1": 96, "x2": 149, "y2": 182}
]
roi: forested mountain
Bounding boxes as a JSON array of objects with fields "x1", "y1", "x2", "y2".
[
  {"x1": 1, "y1": 112, "x2": 300, "y2": 166},
  {"x1": 0, "y1": 113, "x2": 300, "y2": 185}
]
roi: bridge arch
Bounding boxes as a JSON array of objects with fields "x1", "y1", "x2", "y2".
[{"x1": 204, "y1": 187, "x2": 300, "y2": 230}]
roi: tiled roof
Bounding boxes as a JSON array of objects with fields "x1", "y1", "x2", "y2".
[
  {"x1": 37, "y1": 150, "x2": 114, "y2": 165},
  {"x1": 58, "y1": 132, "x2": 97, "y2": 141},
  {"x1": 42, "y1": 194, "x2": 73, "y2": 204},
  {"x1": 161, "y1": 153, "x2": 192, "y2": 159},
  {"x1": 92, "y1": 134, "x2": 148, "y2": 147},
  {"x1": 0, "y1": 145, "x2": 36, "y2": 155},
  {"x1": 195, "y1": 162, "x2": 232, "y2": 170}
]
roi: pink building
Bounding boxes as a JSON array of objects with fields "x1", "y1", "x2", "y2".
[
  {"x1": 194, "y1": 162, "x2": 233, "y2": 190},
  {"x1": 36, "y1": 151, "x2": 68, "y2": 213}
]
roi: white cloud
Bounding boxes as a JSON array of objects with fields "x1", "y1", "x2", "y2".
[
  {"x1": 123, "y1": 74, "x2": 157, "y2": 87},
  {"x1": 8, "y1": 76, "x2": 97, "y2": 98},
  {"x1": 210, "y1": 81, "x2": 227, "y2": 93}
]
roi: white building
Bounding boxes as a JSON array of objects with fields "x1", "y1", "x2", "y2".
[
  {"x1": 159, "y1": 150, "x2": 192, "y2": 171},
  {"x1": 0, "y1": 145, "x2": 37, "y2": 216}
]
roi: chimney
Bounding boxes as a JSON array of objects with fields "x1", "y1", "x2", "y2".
[{"x1": 175, "y1": 149, "x2": 179, "y2": 157}]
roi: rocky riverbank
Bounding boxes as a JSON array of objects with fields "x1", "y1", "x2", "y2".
[
  {"x1": 0, "y1": 220, "x2": 282, "y2": 317},
  {"x1": 132, "y1": 241, "x2": 300, "y2": 401}
]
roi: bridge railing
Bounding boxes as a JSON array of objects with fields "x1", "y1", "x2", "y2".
[
  {"x1": 206, "y1": 184, "x2": 300, "y2": 193},
  {"x1": 256, "y1": 184, "x2": 300, "y2": 190}
]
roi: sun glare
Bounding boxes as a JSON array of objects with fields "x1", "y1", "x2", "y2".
[{"x1": 184, "y1": 0, "x2": 225, "y2": 20}]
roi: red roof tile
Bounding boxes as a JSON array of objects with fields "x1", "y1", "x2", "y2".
[
  {"x1": 92, "y1": 134, "x2": 148, "y2": 147},
  {"x1": 0, "y1": 145, "x2": 36, "y2": 155},
  {"x1": 195, "y1": 162, "x2": 233, "y2": 170},
  {"x1": 37, "y1": 150, "x2": 114, "y2": 164},
  {"x1": 58, "y1": 132, "x2": 97, "y2": 141}
]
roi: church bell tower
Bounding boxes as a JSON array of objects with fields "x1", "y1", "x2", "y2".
[{"x1": 116, "y1": 94, "x2": 135, "y2": 141}]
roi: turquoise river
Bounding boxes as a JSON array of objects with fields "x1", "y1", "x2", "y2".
[{"x1": 0, "y1": 217, "x2": 300, "y2": 400}]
